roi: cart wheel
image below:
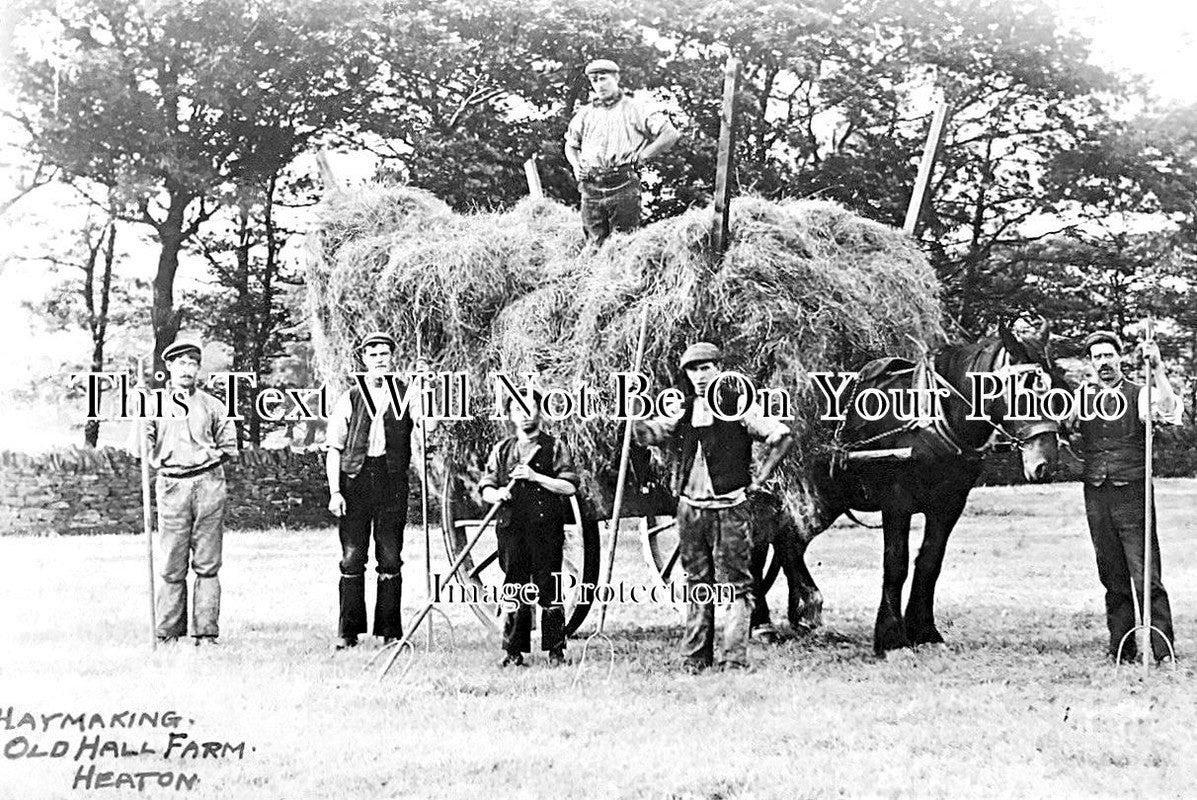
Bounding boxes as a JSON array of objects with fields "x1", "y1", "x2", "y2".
[
  {"x1": 639, "y1": 515, "x2": 682, "y2": 587},
  {"x1": 440, "y1": 470, "x2": 600, "y2": 636},
  {"x1": 640, "y1": 514, "x2": 783, "y2": 591}
]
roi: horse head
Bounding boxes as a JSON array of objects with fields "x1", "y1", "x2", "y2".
[{"x1": 996, "y1": 319, "x2": 1062, "y2": 483}]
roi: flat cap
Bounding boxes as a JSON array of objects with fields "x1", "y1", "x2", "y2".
[
  {"x1": 585, "y1": 59, "x2": 620, "y2": 75},
  {"x1": 162, "y1": 341, "x2": 202, "y2": 363},
  {"x1": 679, "y1": 342, "x2": 722, "y2": 369},
  {"x1": 357, "y1": 331, "x2": 397, "y2": 352},
  {"x1": 1082, "y1": 330, "x2": 1123, "y2": 355}
]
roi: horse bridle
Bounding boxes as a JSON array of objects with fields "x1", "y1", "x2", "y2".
[{"x1": 928, "y1": 348, "x2": 1059, "y2": 453}]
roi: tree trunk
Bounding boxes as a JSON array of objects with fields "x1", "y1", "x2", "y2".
[
  {"x1": 234, "y1": 202, "x2": 255, "y2": 446},
  {"x1": 83, "y1": 316, "x2": 104, "y2": 447},
  {"x1": 83, "y1": 221, "x2": 117, "y2": 447},
  {"x1": 151, "y1": 192, "x2": 191, "y2": 385}
]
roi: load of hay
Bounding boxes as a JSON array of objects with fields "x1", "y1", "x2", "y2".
[{"x1": 305, "y1": 184, "x2": 945, "y2": 520}]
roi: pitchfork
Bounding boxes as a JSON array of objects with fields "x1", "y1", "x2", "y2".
[{"x1": 574, "y1": 306, "x2": 651, "y2": 685}]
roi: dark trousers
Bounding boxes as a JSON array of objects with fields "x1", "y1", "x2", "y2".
[
  {"x1": 338, "y1": 457, "x2": 407, "y2": 639},
  {"x1": 580, "y1": 176, "x2": 641, "y2": 244},
  {"x1": 1084, "y1": 480, "x2": 1174, "y2": 660},
  {"x1": 497, "y1": 517, "x2": 566, "y2": 654},
  {"x1": 677, "y1": 501, "x2": 755, "y2": 668}
]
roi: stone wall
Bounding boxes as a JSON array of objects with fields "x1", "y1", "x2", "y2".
[
  {"x1": 0, "y1": 447, "x2": 332, "y2": 536},
  {"x1": 3, "y1": 432, "x2": 1191, "y2": 535}
]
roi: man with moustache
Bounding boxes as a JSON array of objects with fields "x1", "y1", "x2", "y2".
[
  {"x1": 564, "y1": 58, "x2": 680, "y2": 244},
  {"x1": 633, "y1": 343, "x2": 793, "y2": 672},
  {"x1": 325, "y1": 332, "x2": 424, "y2": 650},
  {"x1": 479, "y1": 390, "x2": 580, "y2": 667},
  {"x1": 1077, "y1": 330, "x2": 1183, "y2": 663},
  {"x1": 144, "y1": 341, "x2": 238, "y2": 645}
]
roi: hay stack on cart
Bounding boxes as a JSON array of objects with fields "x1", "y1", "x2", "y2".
[{"x1": 305, "y1": 184, "x2": 944, "y2": 632}]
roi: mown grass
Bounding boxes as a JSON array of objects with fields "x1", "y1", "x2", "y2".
[{"x1": 1, "y1": 480, "x2": 1194, "y2": 799}]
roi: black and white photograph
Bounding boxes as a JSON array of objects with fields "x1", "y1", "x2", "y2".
[{"x1": 1, "y1": 0, "x2": 1195, "y2": 796}]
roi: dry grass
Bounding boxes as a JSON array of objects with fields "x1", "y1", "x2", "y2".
[
  {"x1": 2, "y1": 480, "x2": 1195, "y2": 799},
  {"x1": 304, "y1": 186, "x2": 946, "y2": 517}
]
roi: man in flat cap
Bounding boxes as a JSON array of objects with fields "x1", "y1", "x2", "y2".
[
  {"x1": 325, "y1": 332, "x2": 425, "y2": 650},
  {"x1": 1075, "y1": 329, "x2": 1183, "y2": 663},
  {"x1": 634, "y1": 343, "x2": 792, "y2": 672},
  {"x1": 565, "y1": 58, "x2": 680, "y2": 244},
  {"x1": 145, "y1": 341, "x2": 238, "y2": 645}
]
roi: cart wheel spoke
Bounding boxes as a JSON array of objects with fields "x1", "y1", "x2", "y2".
[{"x1": 641, "y1": 515, "x2": 683, "y2": 588}]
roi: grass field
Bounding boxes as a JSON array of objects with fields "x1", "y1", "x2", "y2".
[{"x1": 1, "y1": 480, "x2": 1195, "y2": 799}]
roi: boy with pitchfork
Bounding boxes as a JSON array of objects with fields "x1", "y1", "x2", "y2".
[{"x1": 480, "y1": 389, "x2": 580, "y2": 667}]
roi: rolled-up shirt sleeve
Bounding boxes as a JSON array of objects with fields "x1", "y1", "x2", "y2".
[
  {"x1": 210, "y1": 395, "x2": 239, "y2": 460},
  {"x1": 478, "y1": 442, "x2": 504, "y2": 491},
  {"x1": 741, "y1": 403, "x2": 793, "y2": 441},
  {"x1": 565, "y1": 108, "x2": 586, "y2": 150},
  {"x1": 633, "y1": 416, "x2": 679, "y2": 446},
  {"x1": 1138, "y1": 386, "x2": 1184, "y2": 425},
  {"x1": 639, "y1": 104, "x2": 669, "y2": 139},
  {"x1": 326, "y1": 392, "x2": 351, "y2": 451},
  {"x1": 552, "y1": 439, "x2": 580, "y2": 489}
]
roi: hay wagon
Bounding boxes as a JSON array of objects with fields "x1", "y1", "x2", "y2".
[{"x1": 306, "y1": 185, "x2": 944, "y2": 638}]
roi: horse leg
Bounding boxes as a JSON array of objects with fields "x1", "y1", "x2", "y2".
[
  {"x1": 749, "y1": 535, "x2": 776, "y2": 635},
  {"x1": 785, "y1": 536, "x2": 824, "y2": 635},
  {"x1": 905, "y1": 495, "x2": 967, "y2": 645},
  {"x1": 874, "y1": 507, "x2": 912, "y2": 654}
]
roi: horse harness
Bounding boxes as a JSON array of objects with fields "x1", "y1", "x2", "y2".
[{"x1": 829, "y1": 346, "x2": 1056, "y2": 477}]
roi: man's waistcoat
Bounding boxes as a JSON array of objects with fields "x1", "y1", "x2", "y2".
[
  {"x1": 673, "y1": 393, "x2": 753, "y2": 496},
  {"x1": 341, "y1": 386, "x2": 414, "y2": 479},
  {"x1": 1079, "y1": 379, "x2": 1145, "y2": 485},
  {"x1": 491, "y1": 432, "x2": 568, "y2": 531}
]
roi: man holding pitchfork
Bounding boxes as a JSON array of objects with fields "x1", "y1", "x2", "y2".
[
  {"x1": 1076, "y1": 329, "x2": 1183, "y2": 663},
  {"x1": 479, "y1": 389, "x2": 580, "y2": 668}
]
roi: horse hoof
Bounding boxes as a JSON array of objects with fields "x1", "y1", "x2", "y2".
[
  {"x1": 874, "y1": 620, "x2": 909, "y2": 654},
  {"x1": 791, "y1": 623, "x2": 818, "y2": 639},
  {"x1": 752, "y1": 624, "x2": 784, "y2": 645},
  {"x1": 788, "y1": 610, "x2": 823, "y2": 633},
  {"x1": 908, "y1": 628, "x2": 945, "y2": 646}
]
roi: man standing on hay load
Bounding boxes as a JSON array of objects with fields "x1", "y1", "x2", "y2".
[
  {"x1": 479, "y1": 390, "x2": 580, "y2": 667},
  {"x1": 325, "y1": 332, "x2": 424, "y2": 651},
  {"x1": 144, "y1": 341, "x2": 238, "y2": 646},
  {"x1": 1076, "y1": 330, "x2": 1183, "y2": 664},
  {"x1": 565, "y1": 58, "x2": 680, "y2": 244},
  {"x1": 634, "y1": 343, "x2": 793, "y2": 673}
]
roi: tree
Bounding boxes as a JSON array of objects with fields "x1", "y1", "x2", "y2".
[
  {"x1": 371, "y1": 0, "x2": 666, "y2": 210},
  {"x1": 23, "y1": 201, "x2": 149, "y2": 446},
  {"x1": 190, "y1": 170, "x2": 312, "y2": 446},
  {"x1": 367, "y1": 0, "x2": 1126, "y2": 296},
  {"x1": 976, "y1": 100, "x2": 1197, "y2": 434},
  {"x1": 5, "y1": 0, "x2": 388, "y2": 378}
]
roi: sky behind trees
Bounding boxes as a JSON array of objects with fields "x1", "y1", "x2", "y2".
[{"x1": 0, "y1": 0, "x2": 1194, "y2": 452}]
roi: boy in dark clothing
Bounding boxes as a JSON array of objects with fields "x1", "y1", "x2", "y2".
[{"x1": 479, "y1": 390, "x2": 580, "y2": 667}]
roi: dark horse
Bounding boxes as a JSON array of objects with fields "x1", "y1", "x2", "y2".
[{"x1": 750, "y1": 322, "x2": 1065, "y2": 654}]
